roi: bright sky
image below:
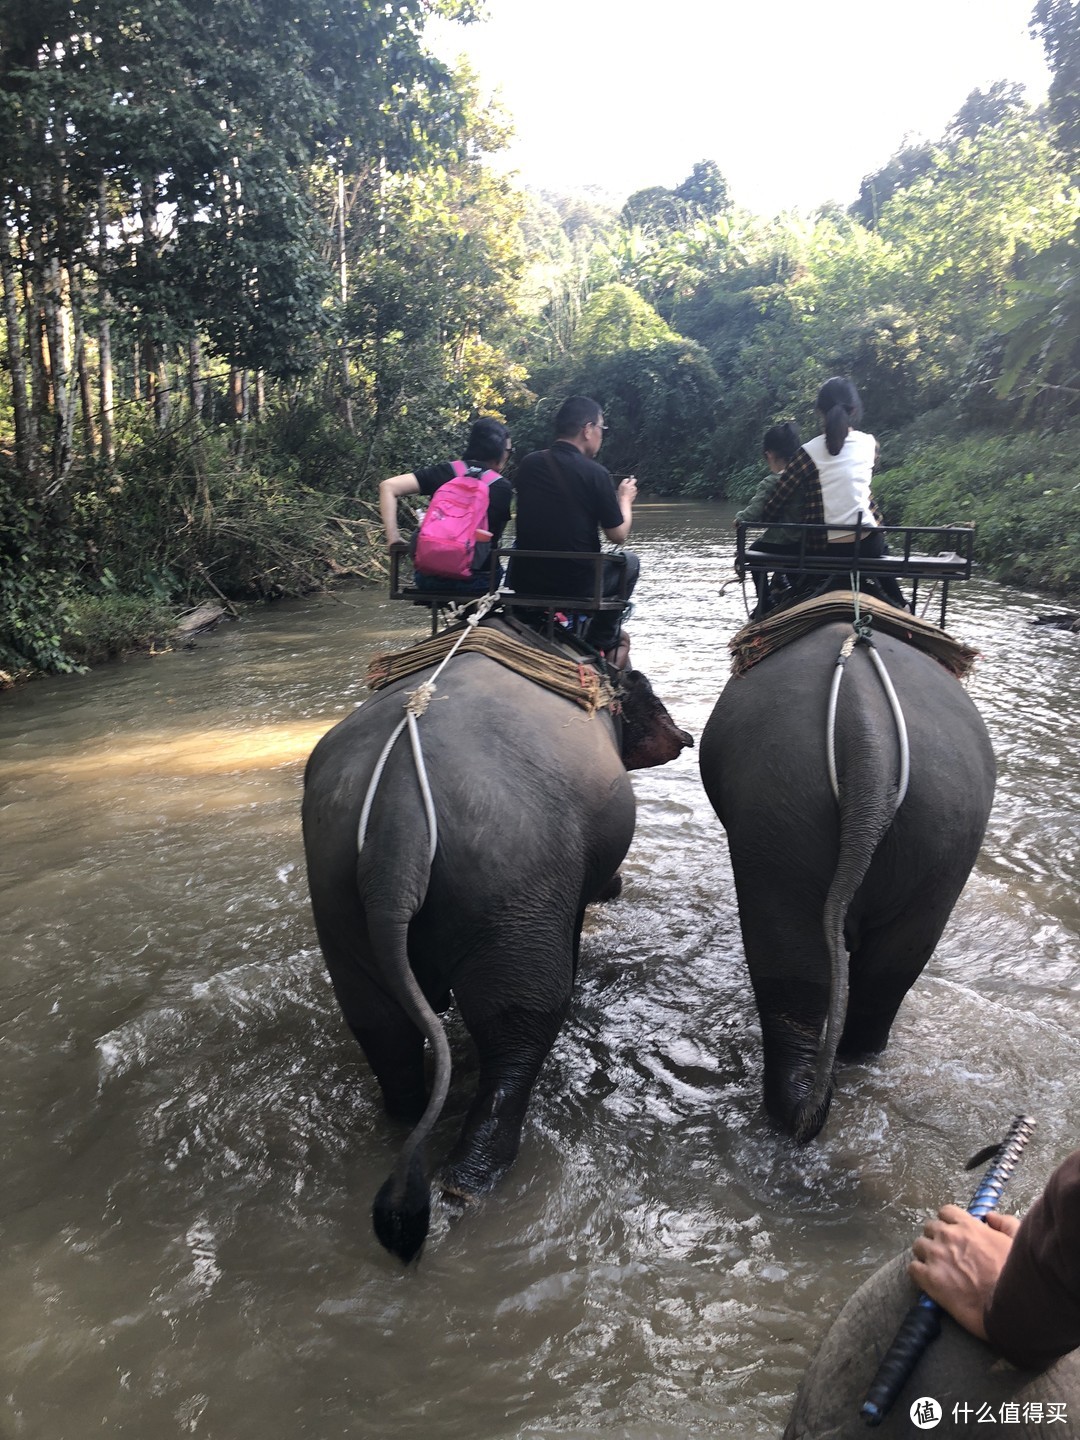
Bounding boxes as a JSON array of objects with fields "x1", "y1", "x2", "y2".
[{"x1": 427, "y1": 0, "x2": 1051, "y2": 216}]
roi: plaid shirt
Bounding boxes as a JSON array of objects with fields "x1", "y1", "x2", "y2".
[{"x1": 759, "y1": 447, "x2": 883, "y2": 553}]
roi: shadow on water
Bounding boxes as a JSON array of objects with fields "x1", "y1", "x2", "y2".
[{"x1": 2, "y1": 500, "x2": 1079, "y2": 1438}]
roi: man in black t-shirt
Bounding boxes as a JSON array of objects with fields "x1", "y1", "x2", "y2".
[
  {"x1": 379, "y1": 418, "x2": 513, "y2": 594},
  {"x1": 510, "y1": 396, "x2": 638, "y2": 653}
]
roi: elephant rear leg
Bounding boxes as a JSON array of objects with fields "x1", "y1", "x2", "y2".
[
  {"x1": 322, "y1": 945, "x2": 428, "y2": 1124},
  {"x1": 442, "y1": 946, "x2": 574, "y2": 1198},
  {"x1": 440, "y1": 1001, "x2": 570, "y2": 1198},
  {"x1": 839, "y1": 905, "x2": 953, "y2": 1060},
  {"x1": 739, "y1": 904, "x2": 835, "y2": 1136}
]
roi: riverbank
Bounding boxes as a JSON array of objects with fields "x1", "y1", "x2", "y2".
[{"x1": 5, "y1": 418, "x2": 1080, "y2": 689}]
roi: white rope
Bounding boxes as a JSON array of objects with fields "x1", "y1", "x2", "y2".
[
  {"x1": 867, "y1": 644, "x2": 911, "y2": 807},
  {"x1": 356, "y1": 587, "x2": 506, "y2": 863},
  {"x1": 357, "y1": 716, "x2": 408, "y2": 854},
  {"x1": 405, "y1": 709, "x2": 438, "y2": 865},
  {"x1": 826, "y1": 632, "x2": 910, "y2": 810}
]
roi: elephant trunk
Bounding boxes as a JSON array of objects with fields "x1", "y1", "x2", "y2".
[
  {"x1": 368, "y1": 916, "x2": 452, "y2": 1263},
  {"x1": 793, "y1": 659, "x2": 903, "y2": 1144}
]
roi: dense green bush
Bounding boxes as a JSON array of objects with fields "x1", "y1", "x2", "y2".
[
  {"x1": 876, "y1": 426, "x2": 1080, "y2": 594},
  {"x1": 0, "y1": 492, "x2": 81, "y2": 678},
  {"x1": 61, "y1": 593, "x2": 176, "y2": 667},
  {"x1": 0, "y1": 416, "x2": 386, "y2": 680},
  {"x1": 70, "y1": 418, "x2": 384, "y2": 604}
]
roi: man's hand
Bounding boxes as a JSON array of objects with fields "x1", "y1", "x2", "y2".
[
  {"x1": 908, "y1": 1205, "x2": 1021, "y2": 1340},
  {"x1": 618, "y1": 476, "x2": 638, "y2": 504}
]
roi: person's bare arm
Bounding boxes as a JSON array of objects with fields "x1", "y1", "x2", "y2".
[
  {"x1": 908, "y1": 1205, "x2": 1021, "y2": 1339},
  {"x1": 603, "y1": 476, "x2": 638, "y2": 544},
  {"x1": 379, "y1": 473, "x2": 421, "y2": 548}
]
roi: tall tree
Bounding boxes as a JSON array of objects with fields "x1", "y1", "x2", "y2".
[{"x1": 1032, "y1": 0, "x2": 1080, "y2": 170}]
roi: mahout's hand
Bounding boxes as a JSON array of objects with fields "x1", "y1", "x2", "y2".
[{"x1": 908, "y1": 1205, "x2": 1020, "y2": 1340}]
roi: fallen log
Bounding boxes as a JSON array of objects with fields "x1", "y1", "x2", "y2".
[
  {"x1": 1032, "y1": 611, "x2": 1080, "y2": 631},
  {"x1": 173, "y1": 601, "x2": 227, "y2": 639}
]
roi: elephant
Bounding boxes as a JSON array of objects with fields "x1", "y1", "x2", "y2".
[
  {"x1": 302, "y1": 621, "x2": 691, "y2": 1262},
  {"x1": 784, "y1": 1252, "x2": 1080, "y2": 1438},
  {"x1": 699, "y1": 620, "x2": 995, "y2": 1142}
]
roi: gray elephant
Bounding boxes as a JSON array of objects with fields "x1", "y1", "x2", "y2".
[
  {"x1": 302, "y1": 625, "x2": 691, "y2": 1261},
  {"x1": 784, "y1": 1252, "x2": 1080, "y2": 1438},
  {"x1": 699, "y1": 622, "x2": 995, "y2": 1142}
]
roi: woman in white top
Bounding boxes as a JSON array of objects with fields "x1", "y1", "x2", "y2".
[{"x1": 757, "y1": 376, "x2": 906, "y2": 608}]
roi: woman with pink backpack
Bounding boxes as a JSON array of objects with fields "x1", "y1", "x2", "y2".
[{"x1": 378, "y1": 418, "x2": 513, "y2": 595}]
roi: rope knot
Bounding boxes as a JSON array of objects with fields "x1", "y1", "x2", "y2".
[{"x1": 405, "y1": 680, "x2": 435, "y2": 716}]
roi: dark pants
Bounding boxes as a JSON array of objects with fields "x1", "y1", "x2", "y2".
[
  {"x1": 746, "y1": 540, "x2": 798, "y2": 615},
  {"x1": 585, "y1": 551, "x2": 640, "y2": 650},
  {"x1": 822, "y1": 533, "x2": 907, "y2": 609},
  {"x1": 413, "y1": 564, "x2": 502, "y2": 597},
  {"x1": 752, "y1": 532, "x2": 908, "y2": 614}
]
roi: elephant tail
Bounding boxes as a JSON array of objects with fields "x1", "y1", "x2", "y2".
[
  {"x1": 366, "y1": 913, "x2": 452, "y2": 1264},
  {"x1": 793, "y1": 682, "x2": 901, "y2": 1144}
]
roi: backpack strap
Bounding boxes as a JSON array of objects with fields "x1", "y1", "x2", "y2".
[{"x1": 452, "y1": 459, "x2": 500, "y2": 486}]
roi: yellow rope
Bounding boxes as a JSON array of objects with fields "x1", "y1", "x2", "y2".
[
  {"x1": 367, "y1": 625, "x2": 616, "y2": 715},
  {"x1": 730, "y1": 591, "x2": 979, "y2": 679}
]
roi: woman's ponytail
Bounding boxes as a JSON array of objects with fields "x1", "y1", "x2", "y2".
[
  {"x1": 823, "y1": 403, "x2": 849, "y2": 456},
  {"x1": 816, "y1": 376, "x2": 862, "y2": 456}
]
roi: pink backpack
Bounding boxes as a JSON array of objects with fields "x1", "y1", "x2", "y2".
[{"x1": 413, "y1": 461, "x2": 500, "y2": 580}]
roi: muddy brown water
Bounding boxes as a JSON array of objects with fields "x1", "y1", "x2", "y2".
[{"x1": 2, "y1": 501, "x2": 1079, "y2": 1439}]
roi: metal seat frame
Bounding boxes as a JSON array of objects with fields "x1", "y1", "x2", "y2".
[
  {"x1": 735, "y1": 518, "x2": 975, "y2": 628},
  {"x1": 389, "y1": 547, "x2": 630, "y2": 638}
]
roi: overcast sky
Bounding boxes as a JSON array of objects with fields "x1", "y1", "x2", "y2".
[{"x1": 426, "y1": 0, "x2": 1051, "y2": 216}]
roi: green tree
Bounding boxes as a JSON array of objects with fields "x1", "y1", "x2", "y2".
[
  {"x1": 335, "y1": 68, "x2": 531, "y2": 483},
  {"x1": 574, "y1": 283, "x2": 678, "y2": 359},
  {"x1": 946, "y1": 80, "x2": 1028, "y2": 143},
  {"x1": 849, "y1": 140, "x2": 935, "y2": 229},
  {"x1": 877, "y1": 112, "x2": 1078, "y2": 379},
  {"x1": 1032, "y1": 0, "x2": 1080, "y2": 170},
  {"x1": 620, "y1": 159, "x2": 731, "y2": 234}
]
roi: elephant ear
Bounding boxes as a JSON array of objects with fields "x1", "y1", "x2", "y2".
[{"x1": 618, "y1": 670, "x2": 694, "y2": 770}]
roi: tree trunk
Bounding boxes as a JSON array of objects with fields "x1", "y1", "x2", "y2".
[
  {"x1": 154, "y1": 352, "x2": 170, "y2": 428},
  {"x1": 337, "y1": 165, "x2": 355, "y2": 433},
  {"x1": 22, "y1": 264, "x2": 49, "y2": 440},
  {"x1": 39, "y1": 254, "x2": 84, "y2": 495},
  {"x1": 138, "y1": 178, "x2": 169, "y2": 427},
  {"x1": 188, "y1": 334, "x2": 204, "y2": 419},
  {"x1": 68, "y1": 273, "x2": 93, "y2": 460},
  {"x1": 230, "y1": 367, "x2": 246, "y2": 422},
  {"x1": 78, "y1": 339, "x2": 94, "y2": 456},
  {"x1": 97, "y1": 181, "x2": 115, "y2": 465},
  {"x1": 0, "y1": 228, "x2": 36, "y2": 483}
]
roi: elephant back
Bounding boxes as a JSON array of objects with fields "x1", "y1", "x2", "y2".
[{"x1": 784, "y1": 1253, "x2": 1080, "y2": 1439}]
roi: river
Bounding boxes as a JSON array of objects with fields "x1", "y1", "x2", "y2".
[{"x1": 2, "y1": 501, "x2": 1079, "y2": 1439}]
